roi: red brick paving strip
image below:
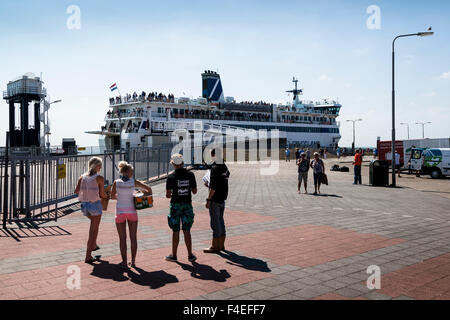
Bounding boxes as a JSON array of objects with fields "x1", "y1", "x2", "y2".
[
  {"x1": 215, "y1": 225, "x2": 405, "y2": 268},
  {"x1": 377, "y1": 253, "x2": 450, "y2": 300},
  {"x1": 0, "y1": 246, "x2": 273, "y2": 300}
]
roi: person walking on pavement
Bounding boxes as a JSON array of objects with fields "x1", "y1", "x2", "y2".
[
  {"x1": 285, "y1": 148, "x2": 291, "y2": 162},
  {"x1": 306, "y1": 148, "x2": 311, "y2": 162},
  {"x1": 352, "y1": 149, "x2": 363, "y2": 185},
  {"x1": 310, "y1": 152, "x2": 325, "y2": 195},
  {"x1": 297, "y1": 153, "x2": 310, "y2": 194},
  {"x1": 165, "y1": 154, "x2": 198, "y2": 263},
  {"x1": 204, "y1": 148, "x2": 230, "y2": 253}
]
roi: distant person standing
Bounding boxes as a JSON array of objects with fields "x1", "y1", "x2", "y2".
[
  {"x1": 295, "y1": 148, "x2": 301, "y2": 161},
  {"x1": 352, "y1": 149, "x2": 363, "y2": 185},
  {"x1": 204, "y1": 148, "x2": 230, "y2": 253},
  {"x1": 297, "y1": 153, "x2": 310, "y2": 194},
  {"x1": 395, "y1": 151, "x2": 401, "y2": 178},
  {"x1": 337, "y1": 147, "x2": 341, "y2": 160},
  {"x1": 165, "y1": 154, "x2": 198, "y2": 263},
  {"x1": 306, "y1": 148, "x2": 311, "y2": 161},
  {"x1": 285, "y1": 148, "x2": 291, "y2": 162},
  {"x1": 324, "y1": 149, "x2": 328, "y2": 160},
  {"x1": 310, "y1": 152, "x2": 325, "y2": 195}
]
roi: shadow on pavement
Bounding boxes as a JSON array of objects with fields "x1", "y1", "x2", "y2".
[
  {"x1": 90, "y1": 260, "x2": 178, "y2": 289},
  {"x1": 127, "y1": 266, "x2": 178, "y2": 289},
  {"x1": 313, "y1": 194, "x2": 343, "y2": 198},
  {"x1": 176, "y1": 261, "x2": 231, "y2": 282},
  {"x1": 218, "y1": 251, "x2": 271, "y2": 273},
  {"x1": 0, "y1": 225, "x2": 71, "y2": 242}
]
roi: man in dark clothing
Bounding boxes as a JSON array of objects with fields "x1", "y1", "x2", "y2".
[
  {"x1": 204, "y1": 148, "x2": 230, "y2": 253},
  {"x1": 165, "y1": 154, "x2": 198, "y2": 263}
]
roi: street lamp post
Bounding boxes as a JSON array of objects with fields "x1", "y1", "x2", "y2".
[
  {"x1": 400, "y1": 122, "x2": 410, "y2": 140},
  {"x1": 416, "y1": 121, "x2": 432, "y2": 139},
  {"x1": 391, "y1": 29, "x2": 433, "y2": 187},
  {"x1": 44, "y1": 99, "x2": 62, "y2": 154},
  {"x1": 346, "y1": 119, "x2": 362, "y2": 154}
]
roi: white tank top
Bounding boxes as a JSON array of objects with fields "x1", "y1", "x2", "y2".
[
  {"x1": 78, "y1": 173, "x2": 100, "y2": 202},
  {"x1": 115, "y1": 178, "x2": 137, "y2": 214}
]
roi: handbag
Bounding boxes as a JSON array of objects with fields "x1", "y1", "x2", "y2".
[
  {"x1": 321, "y1": 173, "x2": 329, "y2": 186},
  {"x1": 101, "y1": 185, "x2": 112, "y2": 211},
  {"x1": 134, "y1": 192, "x2": 154, "y2": 210}
]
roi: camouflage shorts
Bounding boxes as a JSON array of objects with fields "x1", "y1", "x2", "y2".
[{"x1": 168, "y1": 203, "x2": 195, "y2": 232}]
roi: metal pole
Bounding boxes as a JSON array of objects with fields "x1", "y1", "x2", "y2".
[
  {"x1": 352, "y1": 121, "x2": 356, "y2": 153},
  {"x1": 112, "y1": 152, "x2": 116, "y2": 182},
  {"x1": 392, "y1": 40, "x2": 396, "y2": 187},
  {"x1": 158, "y1": 148, "x2": 161, "y2": 178}
]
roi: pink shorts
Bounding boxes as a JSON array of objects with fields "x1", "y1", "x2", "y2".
[{"x1": 115, "y1": 213, "x2": 138, "y2": 224}]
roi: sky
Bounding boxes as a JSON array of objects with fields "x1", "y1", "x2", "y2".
[{"x1": 0, "y1": 0, "x2": 449, "y2": 148}]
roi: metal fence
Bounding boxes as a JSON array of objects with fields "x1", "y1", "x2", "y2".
[{"x1": 1, "y1": 146, "x2": 174, "y2": 229}]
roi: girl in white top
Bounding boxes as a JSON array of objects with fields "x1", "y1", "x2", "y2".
[
  {"x1": 75, "y1": 157, "x2": 108, "y2": 264},
  {"x1": 111, "y1": 161, "x2": 152, "y2": 268}
]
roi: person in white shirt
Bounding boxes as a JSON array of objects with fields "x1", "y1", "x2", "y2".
[{"x1": 395, "y1": 151, "x2": 401, "y2": 178}]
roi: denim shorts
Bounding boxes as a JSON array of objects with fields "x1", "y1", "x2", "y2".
[{"x1": 81, "y1": 201, "x2": 103, "y2": 217}]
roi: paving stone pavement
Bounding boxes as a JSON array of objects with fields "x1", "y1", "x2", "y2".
[{"x1": 0, "y1": 160, "x2": 449, "y2": 300}]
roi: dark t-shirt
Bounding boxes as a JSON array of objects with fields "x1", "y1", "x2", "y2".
[
  {"x1": 166, "y1": 168, "x2": 197, "y2": 204},
  {"x1": 210, "y1": 163, "x2": 230, "y2": 204},
  {"x1": 298, "y1": 159, "x2": 310, "y2": 173}
]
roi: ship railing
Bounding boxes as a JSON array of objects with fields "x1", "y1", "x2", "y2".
[
  {"x1": 109, "y1": 96, "x2": 176, "y2": 106},
  {"x1": 151, "y1": 120, "x2": 257, "y2": 138},
  {"x1": 105, "y1": 111, "x2": 148, "y2": 121}
]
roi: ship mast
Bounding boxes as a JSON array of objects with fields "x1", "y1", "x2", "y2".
[{"x1": 286, "y1": 77, "x2": 303, "y2": 104}]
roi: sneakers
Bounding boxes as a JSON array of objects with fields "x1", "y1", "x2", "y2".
[
  {"x1": 166, "y1": 254, "x2": 197, "y2": 263},
  {"x1": 165, "y1": 255, "x2": 178, "y2": 262}
]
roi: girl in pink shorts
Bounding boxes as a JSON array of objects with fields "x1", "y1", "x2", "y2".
[{"x1": 111, "y1": 161, "x2": 152, "y2": 268}]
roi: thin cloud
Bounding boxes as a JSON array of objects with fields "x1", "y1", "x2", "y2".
[
  {"x1": 440, "y1": 71, "x2": 450, "y2": 79},
  {"x1": 352, "y1": 48, "x2": 369, "y2": 55},
  {"x1": 319, "y1": 75, "x2": 332, "y2": 81},
  {"x1": 344, "y1": 83, "x2": 353, "y2": 88},
  {"x1": 403, "y1": 55, "x2": 414, "y2": 64}
]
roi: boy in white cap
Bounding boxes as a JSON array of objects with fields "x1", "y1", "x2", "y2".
[{"x1": 165, "y1": 154, "x2": 198, "y2": 262}]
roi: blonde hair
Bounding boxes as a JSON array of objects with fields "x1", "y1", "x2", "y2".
[
  {"x1": 88, "y1": 157, "x2": 102, "y2": 174},
  {"x1": 118, "y1": 161, "x2": 134, "y2": 175}
]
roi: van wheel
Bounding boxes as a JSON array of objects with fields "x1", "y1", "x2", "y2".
[{"x1": 430, "y1": 169, "x2": 442, "y2": 179}]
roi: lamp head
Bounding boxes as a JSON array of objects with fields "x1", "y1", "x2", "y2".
[{"x1": 418, "y1": 29, "x2": 434, "y2": 37}]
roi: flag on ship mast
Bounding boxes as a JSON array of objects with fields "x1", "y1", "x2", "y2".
[{"x1": 110, "y1": 83, "x2": 118, "y2": 92}]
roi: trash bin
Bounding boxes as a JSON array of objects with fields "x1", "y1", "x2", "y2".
[{"x1": 369, "y1": 160, "x2": 389, "y2": 187}]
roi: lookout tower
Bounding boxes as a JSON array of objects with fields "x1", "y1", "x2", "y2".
[{"x1": 3, "y1": 73, "x2": 46, "y2": 148}]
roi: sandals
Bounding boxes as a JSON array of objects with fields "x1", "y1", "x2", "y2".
[
  {"x1": 93, "y1": 246, "x2": 100, "y2": 252},
  {"x1": 85, "y1": 256, "x2": 100, "y2": 264},
  {"x1": 118, "y1": 261, "x2": 129, "y2": 269}
]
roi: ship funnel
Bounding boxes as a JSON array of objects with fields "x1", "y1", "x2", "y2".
[{"x1": 202, "y1": 70, "x2": 224, "y2": 103}]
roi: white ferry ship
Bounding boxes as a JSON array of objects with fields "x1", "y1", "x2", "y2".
[{"x1": 87, "y1": 71, "x2": 341, "y2": 151}]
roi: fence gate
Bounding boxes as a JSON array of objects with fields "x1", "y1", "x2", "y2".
[{"x1": 1, "y1": 147, "x2": 175, "y2": 229}]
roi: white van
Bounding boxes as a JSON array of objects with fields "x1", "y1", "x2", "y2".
[{"x1": 421, "y1": 148, "x2": 450, "y2": 179}]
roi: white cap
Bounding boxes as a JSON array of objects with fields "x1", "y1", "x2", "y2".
[{"x1": 171, "y1": 154, "x2": 184, "y2": 165}]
